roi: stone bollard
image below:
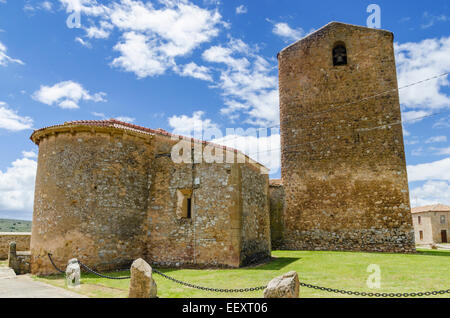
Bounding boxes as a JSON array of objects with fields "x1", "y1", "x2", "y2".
[
  {"x1": 7, "y1": 242, "x2": 18, "y2": 271},
  {"x1": 263, "y1": 271, "x2": 300, "y2": 298},
  {"x1": 66, "y1": 258, "x2": 81, "y2": 288},
  {"x1": 128, "y1": 258, "x2": 157, "y2": 298}
]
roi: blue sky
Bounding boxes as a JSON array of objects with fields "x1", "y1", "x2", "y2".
[{"x1": 0, "y1": 0, "x2": 449, "y2": 220}]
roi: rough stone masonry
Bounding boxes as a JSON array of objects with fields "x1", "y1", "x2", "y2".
[
  {"x1": 29, "y1": 120, "x2": 271, "y2": 275},
  {"x1": 277, "y1": 22, "x2": 415, "y2": 252},
  {"x1": 28, "y1": 22, "x2": 416, "y2": 276}
]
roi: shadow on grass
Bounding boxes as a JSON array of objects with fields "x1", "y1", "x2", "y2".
[
  {"x1": 252, "y1": 257, "x2": 300, "y2": 270},
  {"x1": 416, "y1": 250, "x2": 450, "y2": 257},
  {"x1": 151, "y1": 257, "x2": 301, "y2": 273}
]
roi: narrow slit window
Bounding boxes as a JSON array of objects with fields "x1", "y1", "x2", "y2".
[
  {"x1": 333, "y1": 43, "x2": 347, "y2": 66},
  {"x1": 418, "y1": 216, "x2": 421, "y2": 225},
  {"x1": 186, "y1": 198, "x2": 192, "y2": 219},
  {"x1": 419, "y1": 231, "x2": 423, "y2": 240},
  {"x1": 177, "y1": 189, "x2": 193, "y2": 219}
]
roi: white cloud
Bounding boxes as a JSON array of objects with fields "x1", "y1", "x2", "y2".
[
  {"x1": 0, "y1": 41, "x2": 24, "y2": 66},
  {"x1": 23, "y1": 0, "x2": 53, "y2": 12},
  {"x1": 213, "y1": 131, "x2": 280, "y2": 174},
  {"x1": 429, "y1": 146, "x2": 450, "y2": 155},
  {"x1": 114, "y1": 116, "x2": 135, "y2": 123},
  {"x1": 32, "y1": 80, "x2": 106, "y2": 109},
  {"x1": 112, "y1": 31, "x2": 168, "y2": 78},
  {"x1": 395, "y1": 37, "x2": 450, "y2": 110},
  {"x1": 421, "y1": 12, "x2": 449, "y2": 29},
  {"x1": 411, "y1": 147, "x2": 424, "y2": 156},
  {"x1": 425, "y1": 135, "x2": 447, "y2": 144},
  {"x1": 59, "y1": 0, "x2": 108, "y2": 17},
  {"x1": 109, "y1": 0, "x2": 222, "y2": 56},
  {"x1": 202, "y1": 38, "x2": 279, "y2": 126},
  {"x1": 410, "y1": 181, "x2": 450, "y2": 207},
  {"x1": 91, "y1": 111, "x2": 106, "y2": 118},
  {"x1": 235, "y1": 5, "x2": 247, "y2": 15},
  {"x1": 85, "y1": 21, "x2": 113, "y2": 39},
  {"x1": 0, "y1": 102, "x2": 33, "y2": 131},
  {"x1": 22, "y1": 150, "x2": 37, "y2": 158},
  {"x1": 41, "y1": 1, "x2": 52, "y2": 11},
  {"x1": 63, "y1": 0, "x2": 224, "y2": 78},
  {"x1": 0, "y1": 152, "x2": 37, "y2": 216},
  {"x1": 402, "y1": 110, "x2": 431, "y2": 123},
  {"x1": 91, "y1": 112, "x2": 135, "y2": 123},
  {"x1": 75, "y1": 37, "x2": 91, "y2": 48},
  {"x1": 407, "y1": 157, "x2": 450, "y2": 182},
  {"x1": 270, "y1": 21, "x2": 306, "y2": 42},
  {"x1": 168, "y1": 111, "x2": 218, "y2": 136},
  {"x1": 175, "y1": 62, "x2": 212, "y2": 81},
  {"x1": 433, "y1": 115, "x2": 450, "y2": 128}
]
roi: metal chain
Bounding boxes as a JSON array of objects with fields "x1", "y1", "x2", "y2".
[
  {"x1": 152, "y1": 268, "x2": 266, "y2": 293},
  {"x1": 48, "y1": 253, "x2": 449, "y2": 296},
  {"x1": 77, "y1": 260, "x2": 131, "y2": 280},
  {"x1": 47, "y1": 253, "x2": 131, "y2": 279},
  {"x1": 299, "y1": 282, "x2": 450, "y2": 297},
  {"x1": 47, "y1": 253, "x2": 66, "y2": 274}
]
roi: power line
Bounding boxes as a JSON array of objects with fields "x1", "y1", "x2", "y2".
[
  {"x1": 277, "y1": 71, "x2": 450, "y2": 128},
  {"x1": 244, "y1": 105, "x2": 450, "y2": 159},
  {"x1": 215, "y1": 71, "x2": 450, "y2": 149}
]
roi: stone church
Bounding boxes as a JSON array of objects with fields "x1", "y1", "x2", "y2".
[
  {"x1": 30, "y1": 119, "x2": 271, "y2": 274},
  {"x1": 29, "y1": 22, "x2": 415, "y2": 275}
]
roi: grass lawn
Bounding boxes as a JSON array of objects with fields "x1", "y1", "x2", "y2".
[
  {"x1": 33, "y1": 249, "x2": 450, "y2": 298},
  {"x1": 0, "y1": 260, "x2": 6, "y2": 267}
]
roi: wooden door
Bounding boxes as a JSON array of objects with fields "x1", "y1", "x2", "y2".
[{"x1": 441, "y1": 230, "x2": 448, "y2": 243}]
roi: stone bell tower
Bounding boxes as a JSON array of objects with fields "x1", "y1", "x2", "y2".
[{"x1": 278, "y1": 22, "x2": 415, "y2": 252}]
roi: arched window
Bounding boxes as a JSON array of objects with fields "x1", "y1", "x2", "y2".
[{"x1": 333, "y1": 43, "x2": 347, "y2": 66}]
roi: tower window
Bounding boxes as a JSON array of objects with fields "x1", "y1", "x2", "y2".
[
  {"x1": 418, "y1": 216, "x2": 421, "y2": 225},
  {"x1": 333, "y1": 43, "x2": 347, "y2": 66},
  {"x1": 419, "y1": 231, "x2": 423, "y2": 240}
]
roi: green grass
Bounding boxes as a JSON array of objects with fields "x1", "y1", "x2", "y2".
[
  {"x1": 0, "y1": 219, "x2": 32, "y2": 232},
  {"x1": 34, "y1": 249, "x2": 450, "y2": 298},
  {"x1": 0, "y1": 260, "x2": 6, "y2": 267}
]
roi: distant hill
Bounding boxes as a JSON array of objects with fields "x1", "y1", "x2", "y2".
[{"x1": 0, "y1": 219, "x2": 32, "y2": 232}]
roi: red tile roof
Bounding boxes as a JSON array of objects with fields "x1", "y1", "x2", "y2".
[
  {"x1": 30, "y1": 119, "x2": 266, "y2": 168},
  {"x1": 411, "y1": 204, "x2": 450, "y2": 214}
]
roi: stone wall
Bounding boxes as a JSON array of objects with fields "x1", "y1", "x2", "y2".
[
  {"x1": 278, "y1": 22, "x2": 415, "y2": 253},
  {"x1": 8, "y1": 242, "x2": 31, "y2": 275},
  {"x1": 269, "y1": 181, "x2": 284, "y2": 249},
  {"x1": 145, "y1": 145, "x2": 242, "y2": 268},
  {"x1": 240, "y1": 164, "x2": 271, "y2": 265},
  {"x1": 30, "y1": 127, "x2": 153, "y2": 275},
  {"x1": 146, "y1": 135, "x2": 270, "y2": 268},
  {"x1": 0, "y1": 233, "x2": 31, "y2": 260},
  {"x1": 30, "y1": 121, "x2": 271, "y2": 273}
]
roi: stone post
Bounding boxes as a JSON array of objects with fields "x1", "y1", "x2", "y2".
[
  {"x1": 66, "y1": 258, "x2": 81, "y2": 288},
  {"x1": 7, "y1": 242, "x2": 17, "y2": 271},
  {"x1": 128, "y1": 258, "x2": 157, "y2": 298},
  {"x1": 263, "y1": 271, "x2": 300, "y2": 298}
]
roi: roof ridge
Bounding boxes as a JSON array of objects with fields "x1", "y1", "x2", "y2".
[
  {"x1": 30, "y1": 119, "x2": 267, "y2": 169},
  {"x1": 411, "y1": 203, "x2": 450, "y2": 213},
  {"x1": 278, "y1": 21, "x2": 393, "y2": 55}
]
